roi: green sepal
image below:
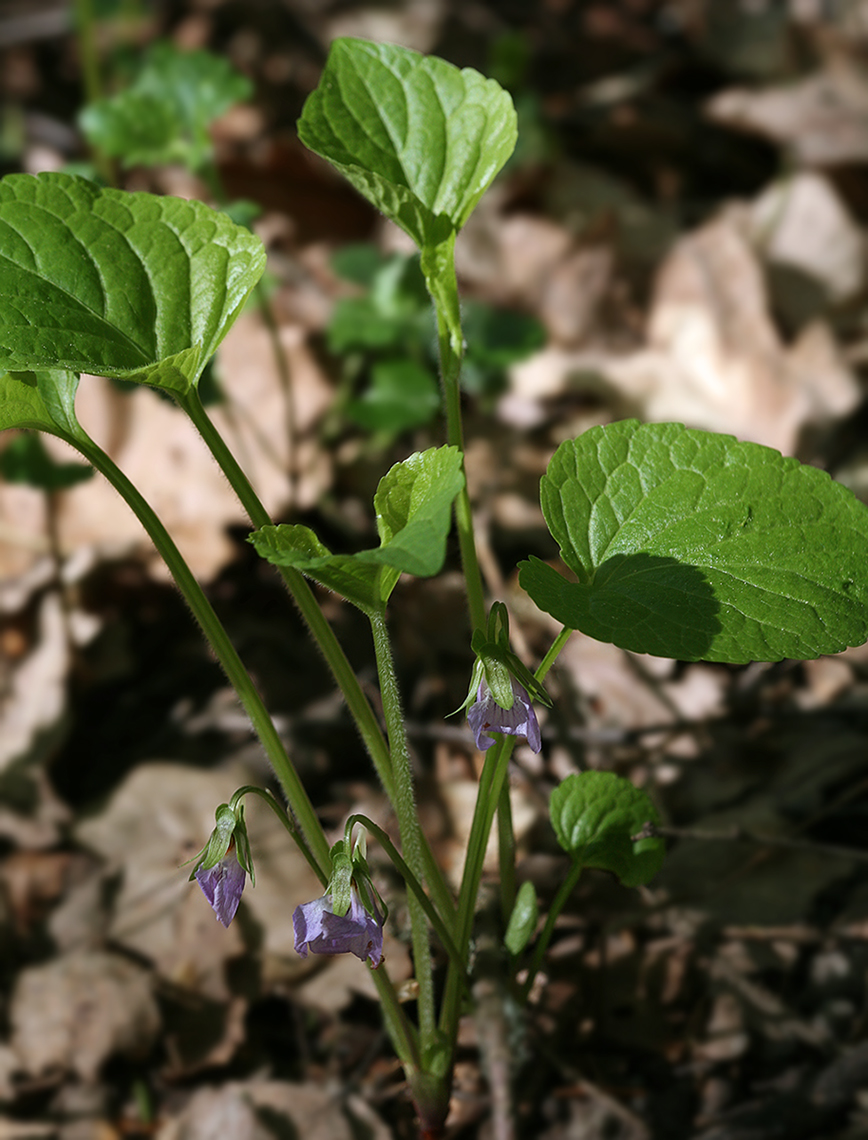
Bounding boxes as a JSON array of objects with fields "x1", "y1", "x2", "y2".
[
  {"x1": 188, "y1": 801, "x2": 254, "y2": 884},
  {"x1": 329, "y1": 840, "x2": 353, "y2": 918},
  {"x1": 504, "y1": 879, "x2": 538, "y2": 956}
]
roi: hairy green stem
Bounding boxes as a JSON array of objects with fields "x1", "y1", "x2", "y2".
[
  {"x1": 421, "y1": 236, "x2": 486, "y2": 633},
  {"x1": 74, "y1": 434, "x2": 331, "y2": 875},
  {"x1": 177, "y1": 389, "x2": 399, "y2": 802},
  {"x1": 368, "y1": 607, "x2": 437, "y2": 1044},
  {"x1": 439, "y1": 625, "x2": 573, "y2": 1039}
]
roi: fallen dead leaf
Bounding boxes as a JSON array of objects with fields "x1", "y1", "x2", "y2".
[
  {"x1": 707, "y1": 61, "x2": 868, "y2": 165},
  {"x1": 746, "y1": 171, "x2": 865, "y2": 305},
  {"x1": 156, "y1": 1078, "x2": 385, "y2": 1140},
  {"x1": 10, "y1": 950, "x2": 161, "y2": 1082}
]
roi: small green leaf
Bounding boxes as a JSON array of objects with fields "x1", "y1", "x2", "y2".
[
  {"x1": 348, "y1": 359, "x2": 440, "y2": 434},
  {"x1": 520, "y1": 420, "x2": 868, "y2": 663},
  {"x1": 250, "y1": 446, "x2": 464, "y2": 610},
  {"x1": 549, "y1": 772, "x2": 664, "y2": 887},
  {"x1": 373, "y1": 445, "x2": 463, "y2": 578},
  {"x1": 248, "y1": 523, "x2": 384, "y2": 613},
  {"x1": 0, "y1": 173, "x2": 266, "y2": 395},
  {"x1": 298, "y1": 38, "x2": 517, "y2": 251},
  {"x1": 504, "y1": 880, "x2": 538, "y2": 956},
  {"x1": 0, "y1": 370, "x2": 84, "y2": 443},
  {"x1": 80, "y1": 43, "x2": 252, "y2": 172},
  {"x1": 0, "y1": 433, "x2": 93, "y2": 490}
]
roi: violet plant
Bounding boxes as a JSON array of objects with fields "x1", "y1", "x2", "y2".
[{"x1": 2, "y1": 36, "x2": 868, "y2": 1137}]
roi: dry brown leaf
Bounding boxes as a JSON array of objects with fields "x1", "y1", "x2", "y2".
[
  {"x1": 707, "y1": 62, "x2": 868, "y2": 165},
  {"x1": 747, "y1": 172, "x2": 865, "y2": 303},
  {"x1": 10, "y1": 950, "x2": 161, "y2": 1082},
  {"x1": 156, "y1": 1078, "x2": 385, "y2": 1140},
  {"x1": 510, "y1": 212, "x2": 860, "y2": 453},
  {"x1": 0, "y1": 593, "x2": 69, "y2": 775}
]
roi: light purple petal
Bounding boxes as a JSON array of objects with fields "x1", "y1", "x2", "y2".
[
  {"x1": 196, "y1": 850, "x2": 246, "y2": 927},
  {"x1": 467, "y1": 679, "x2": 542, "y2": 754},
  {"x1": 293, "y1": 890, "x2": 384, "y2": 967}
]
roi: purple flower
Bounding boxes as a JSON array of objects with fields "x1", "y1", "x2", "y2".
[
  {"x1": 293, "y1": 889, "x2": 384, "y2": 967},
  {"x1": 468, "y1": 678, "x2": 541, "y2": 753},
  {"x1": 195, "y1": 847, "x2": 247, "y2": 927}
]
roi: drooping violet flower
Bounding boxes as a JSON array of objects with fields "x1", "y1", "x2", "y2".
[
  {"x1": 293, "y1": 888, "x2": 384, "y2": 967},
  {"x1": 468, "y1": 677, "x2": 542, "y2": 753},
  {"x1": 195, "y1": 845, "x2": 247, "y2": 927}
]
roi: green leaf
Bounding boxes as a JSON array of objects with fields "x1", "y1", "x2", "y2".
[
  {"x1": 549, "y1": 772, "x2": 664, "y2": 888},
  {"x1": 80, "y1": 43, "x2": 252, "y2": 172},
  {"x1": 297, "y1": 38, "x2": 517, "y2": 251},
  {"x1": 348, "y1": 359, "x2": 440, "y2": 434},
  {"x1": 504, "y1": 880, "x2": 538, "y2": 956},
  {"x1": 519, "y1": 420, "x2": 868, "y2": 663},
  {"x1": 248, "y1": 523, "x2": 384, "y2": 613},
  {"x1": 373, "y1": 445, "x2": 463, "y2": 577},
  {"x1": 0, "y1": 433, "x2": 93, "y2": 491},
  {"x1": 250, "y1": 446, "x2": 464, "y2": 610},
  {"x1": 0, "y1": 172, "x2": 266, "y2": 395},
  {"x1": 0, "y1": 370, "x2": 84, "y2": 443}
]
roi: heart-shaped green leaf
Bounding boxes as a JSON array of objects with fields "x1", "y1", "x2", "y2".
[
  {"x1": 549, "y1": 772, "x2": 664, "y2": 887},
  {"x1": 250, "y1": 446, "x2": 464, "y2": 611},
  {"x1": 520, "y1": 420, "x2": 868, "y2": 662},
  {"x1": 0, "y1": 172, "x2": 266, "y2": 395},
  {"x1": 297, "y1": 38, "x2": 517, "y2": 251}
]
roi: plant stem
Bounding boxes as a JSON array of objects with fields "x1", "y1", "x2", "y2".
[
  {"x1": 439, "y1": 625, "x2": 572, "y2": 1039},
  {"x1": 520, "y1": 858, "x2": 583, "y2": 1001},
  {"x1": 421, "y1": 236, "x2": 486, "y2": 633},
  {"x1": 231, "y1": 785, "x2": 328, "y2": 887},
  {"x1": 496, "y1": 783, "x2": 516, "y2": 924},
  {"x1": 178, "y1": 389, "x2": 398, "y2": 799},
  {"x1": 179, "y1": 389, "x2": 457, "y2": 922},
  {"x1": 346, "y1": 814, "x2": 467, "y2": 981},
  {"x1": 73, "y1": 433, "x2": 331, "y2": 876},
  {"x1": 368, "y1": 607, "x2": 437, "y2": 1044}
]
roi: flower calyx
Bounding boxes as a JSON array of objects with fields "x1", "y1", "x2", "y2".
[
  {"x1": 189, "y1": 800, "x2": 254, "y2": 927},
  {"x1": 293, "y1": 826, "x2": 386, "y2": 968}
]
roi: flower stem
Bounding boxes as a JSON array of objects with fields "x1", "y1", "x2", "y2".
[
  {"x1": 346, "y1": 814, "x2": 467, "y2": 983},
  {"x1": 520, "y1": 857, "x2": 584, "y2": 1001},
  {"x1": 73, "y1": 433, "x2": 331, "y2": 876},
  {"x1": 421, "y1": 236, "x2": 486, "y2": 634},
  {"x1": 177, "y1": 389, "x2": 399, "y2": 803},
  {"x1": 231, "y1": 785, "x2": 328, "y2": 887},
  {"x1": 368, "y1": 607, "x2": 438, "y2": 1044}
]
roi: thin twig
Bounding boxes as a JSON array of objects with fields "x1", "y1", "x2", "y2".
[{"x1": 632, "y1": 822, "x2": 868, "y2": 864}]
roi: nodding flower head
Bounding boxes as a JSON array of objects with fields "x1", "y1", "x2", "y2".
[
  {"x1": 189, "y1": 801, "x2": 254, "y2": 928},
  {"x1": 293, "y1": 885, "x2": 384, "y2": 967},
  {"x1": 468, "y1": 676, "x2": 542, "y2": 753}
]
